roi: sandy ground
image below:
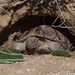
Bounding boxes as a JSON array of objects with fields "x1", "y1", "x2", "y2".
[{"x1": 0, "y1": 54, "x2": 75, "y2": 75}]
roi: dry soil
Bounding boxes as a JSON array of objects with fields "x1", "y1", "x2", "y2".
[{"x1": 0, "y1": 54, "x2": 75, "y2": 75}]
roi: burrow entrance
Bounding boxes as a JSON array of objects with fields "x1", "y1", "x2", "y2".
[{"x1": 0, "y1": 15, "x2": 75, "y2": 50}]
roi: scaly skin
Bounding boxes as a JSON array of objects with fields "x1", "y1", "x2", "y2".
[{"x1": 26, "y1": 37, "x2": 41, "y2": 49}]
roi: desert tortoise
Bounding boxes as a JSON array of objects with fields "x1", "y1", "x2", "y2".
[{"x1": 9, "y1": 25, "x2": 71, "y2": 54}]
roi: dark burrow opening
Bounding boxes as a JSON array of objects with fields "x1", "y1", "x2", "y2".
[{"x1": 0, "y1": 15, "x2": 75, "y2": 50}]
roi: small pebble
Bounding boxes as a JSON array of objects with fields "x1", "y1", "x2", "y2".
[{"x1": 26, "y1": 69, "x2": 30, "y2": 72}]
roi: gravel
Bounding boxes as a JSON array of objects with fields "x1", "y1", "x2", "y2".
[{"x1": 0, "y1": 54, "x2": 75, "y2": 75}]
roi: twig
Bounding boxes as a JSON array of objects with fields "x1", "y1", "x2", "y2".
[
  {"x1": 52, "y1": 0, "x2": 65, "y2": 27},
  {"x1": 65, "y1": 4, "x2": 75, "y2": 17}
]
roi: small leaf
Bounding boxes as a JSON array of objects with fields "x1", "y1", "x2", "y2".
[
  {"x1": 0, "y1": 49, "x2": 25, "y2": 64},
  {"x1": 51, "y1": 51, "x2": 71, "y2": 57}
]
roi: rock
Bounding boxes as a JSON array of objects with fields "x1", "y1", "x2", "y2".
[{"x1": 0, "y1": 14, "x2": 11, "y2": 28}]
